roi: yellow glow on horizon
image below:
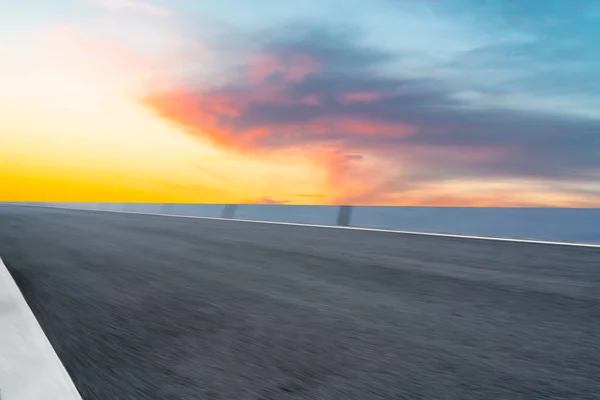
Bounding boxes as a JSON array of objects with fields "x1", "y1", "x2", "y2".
[{"x1": 0, "y1": 28, "x2": 324, "y2": 204}]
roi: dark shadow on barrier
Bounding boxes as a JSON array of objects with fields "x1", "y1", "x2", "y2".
[
  {"x1": 221, "y1": 204, "x2": 238, "y2": 219},
  {"x1": 336, "y1": 206, "x2": 353, "y2": 226}
]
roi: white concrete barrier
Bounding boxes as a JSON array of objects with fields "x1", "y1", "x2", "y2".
[
  {"x1": 105, "y1": 203, "x2": 123, "y2": 211},
  {"x1": 74, "y1": 203, "x2": 97, "y2": 210},
  {"x1": 350, "y1": 206, "x2": 600, "y2": 244},
  {"x1": 172, "y1": 204, "x2": 225, "y2": 218},
  {"x1": 121, "y1": 203, "x2": 138, "y2": 212},
  {"x1": 134, "y1": 203, "x2": 164, "y2": 214},
  {"x1": 8, "y1": 202, "x2": 600, "y2": 245},
  {"x1": 235, "y1": 204, "x2": 340, "y2": 225}
]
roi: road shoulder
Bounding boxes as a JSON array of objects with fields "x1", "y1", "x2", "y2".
[{"x1": 0, "y1": 256, "x2": 82, "y2": 400}]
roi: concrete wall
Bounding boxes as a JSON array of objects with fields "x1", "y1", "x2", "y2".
[
  {"x1": 7, "y1": 202, "x2": 600, "y2": 245},
  {"x1": 350, "y1": 206, "x2": 600, "y2": 244},
  {"x1": 172, "y1": 204, "x2": 224, "y2": 218},
  {"x1": 235, "y1": 204, "x2": 340, "y2": 226},
  {"x1": 135, "y1": 203, "x2": 164, "y2": 214}
]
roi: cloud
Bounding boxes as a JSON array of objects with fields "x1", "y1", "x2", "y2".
[
  {"x1": 141, "y1": 22, "x2": 600, "y2": 206},
  {"x1": 243, "y1": 196, "x2": 290, "y2": 205},
  {"x1": 92, "y1": 0, "x2": 173, "y2": 17},
  {"x1": 292, "y1": 194, "x2": 325, "y2": 198}
]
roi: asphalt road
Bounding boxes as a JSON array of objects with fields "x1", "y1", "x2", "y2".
[{"x1": 0, "y1": 205, "x2": 599, "y2": 400}]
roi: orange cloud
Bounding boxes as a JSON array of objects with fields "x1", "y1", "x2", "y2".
[
  {"x1": 242, "y1": 197, "x2": 291, "y2": 205},
  {"x1": 143, "y1": 85, "x2": 422, "y2": 204}
]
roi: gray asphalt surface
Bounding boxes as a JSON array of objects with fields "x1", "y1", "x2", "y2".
[{"x1": 0, "y1": 205, "x2": 599, "y2": 400}]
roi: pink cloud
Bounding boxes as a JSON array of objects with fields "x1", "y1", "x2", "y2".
[
  {"x1": 243, "y1": 197, "x2": 291, "y2": 205},
  {"x1": 139, "y1": 26, "x2": 600, "y2": 207},
  {"x1": 249, "y1": 52, "x2": 322, "y2": 84},
  {"x1": 341, "y1": 92, "x2": 387, "y2": 104},
  {"x1": 299, "y1": 94, "x2": 320, "y2": 106}
]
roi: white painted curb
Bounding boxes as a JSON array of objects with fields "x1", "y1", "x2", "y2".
[{"x1": 0, "y1": 257, "x2": 82, "y2": 400}]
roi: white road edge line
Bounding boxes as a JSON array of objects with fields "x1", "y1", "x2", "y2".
[
  {"x1": 14, "y1": 203, "x2": 600, "y2": 249},
  {"x1": 0, "y1": 256, "x2": 82, "y2": 400}
]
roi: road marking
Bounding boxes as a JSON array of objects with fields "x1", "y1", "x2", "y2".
[
  {"x1": 0, "y1": 257, "x2": 82, "y2": 400},
  {"x1": 14, "y1": 203, "x2": 600, "y2": 249}
]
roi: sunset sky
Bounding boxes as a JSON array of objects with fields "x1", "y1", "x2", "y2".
[{"x1": 2, "y1": 0, "x2": 600, "y2": 206}]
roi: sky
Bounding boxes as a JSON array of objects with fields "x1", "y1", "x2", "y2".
[{"x1": 1, "y1": 0, "x2": 600, "y2": 206}]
